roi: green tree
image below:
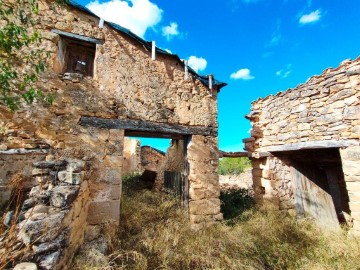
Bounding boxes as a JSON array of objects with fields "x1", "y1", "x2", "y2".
[
  {"x1": 219, "y1": 157, "x2": 251, "y2": 175},
  {"x1": 0, "y1": 0, "x2": 66, "y2": 111}
]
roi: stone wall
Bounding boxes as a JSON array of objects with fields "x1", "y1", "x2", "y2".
[
  {"x1": 0, "y1": 152, "x2": 46, "y2": 210},
  {"x1": 245, "y1": 57, "x2": 360, "y2": 234},
  {"x1": 0, "y1": 0, "x2": 223, "y2": 266},
  {"x1": 122, "y1": 137, "x2": 141, "y2": 176},
  {"x1": 188, "y1": 135, "x2": 222, "y2": 229},
  {"x1": 245, "y1": 58, "x2": 359, "y2": 152},
  {"x1": 154, "y1": 139, "x2": 185, "y2": 190},
  {"x1": 251, "y1": 157, "x2": 294, "y2": 212},
  {"x1": 1, "y1": 156, "x2": 89, "y2": 269},
  {"x1": 141, "y1": 146, "x2": 166, "y2": 172}
]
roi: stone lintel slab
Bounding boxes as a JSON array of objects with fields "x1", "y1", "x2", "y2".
[{"x1": 261, "y1": 139, "x2": 359, "y2": 153}]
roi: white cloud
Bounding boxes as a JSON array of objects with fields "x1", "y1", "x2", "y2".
[
  {"x1": 162, "y1": 22, "x2": 180, "y2": 40},
  {"x1": 276, "y1": 64, "x2": 292, "y2": 78},
  {"x1": 299, "y1": 9, "x2": 321, "y2": 24},
  {"x1": 230, "y1": 68, "x2": 255, "y2": 80},
  {"x1": 266, "y1": 20, "x2": 282, "y2": 47},
  {"x1": 188, "y1": 56, "x2": 207, "y2": 73},
  {"x1": 87, "y1": 0, "x2": 163, "y2": 38}
]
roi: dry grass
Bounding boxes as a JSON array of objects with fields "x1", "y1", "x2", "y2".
[
  {"x1": 0, "y1": 173, "x2": 32, "y2": 268},
  {"x1": 73, "y1": 176, "x2": 360, "y2": 270}
]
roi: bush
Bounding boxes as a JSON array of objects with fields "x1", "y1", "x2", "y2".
[
  {"x1": 220, "y1": 188, "x2": 255, "y2": 220},
  {"x1": 219, "y1": 157, "x2": 251, "y2": 175}
]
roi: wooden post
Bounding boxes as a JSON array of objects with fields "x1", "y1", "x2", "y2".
[
  {"x1": 184, "y1": 60, "x2": 189, "y2": 80},
  {"x1": 99, "y1": 18, "x2": 104, "y2": 29},
  {"x1": 152, "y1": 41, "x2": 156, "y2": 61},
  {"x1": 208, "y1": 74, "x2": 213, "y2": 90}
]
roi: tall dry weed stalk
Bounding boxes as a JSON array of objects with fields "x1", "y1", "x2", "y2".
[
  {"x1": 0, "y1": 173, "x2": 30, "y2": 268},
  {"x1": 73, "y1": 175, "x2": 360, "y2": 270}
]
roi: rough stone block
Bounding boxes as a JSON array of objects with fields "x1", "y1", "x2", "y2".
[
  {"x1": 66, "y1": 159, "x2": 85, "y2": 173},
  {"x1": 32, "y1": 168, "x2": 50, "y2": 176},
  {"x1": 58, "y1": 171, "x2": 84, "y2": 185},
  {"x1": 101, "y1": 168, "x2": 122, "y2": 184},
  {"x1": 87, "y1": 200, "x2": 120, "y2": 224},
  {"x1": 189, "y1": 187, "x2": 206, "y2": 200},
  {"x1": 18, "y1": 211, "x2": 66, "y2": 245},
  {"x1": 103, "y1": 155, "x2": 123, "y2": 168},
  {"x1": 188, "y1": 174, "x2": 218, "y2": 189},
  {"x1": 50, "y1": 186, "x2": 79, "y2": 208},
  {"x1": 14, "y1": 262, "x2": 38, "y2": 270}
]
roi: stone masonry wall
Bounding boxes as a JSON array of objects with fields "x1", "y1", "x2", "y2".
[
  {"x1": 122, "y1": 137, "x2": 141, "y2": 176},
  {"x1": 141, "y1": 146, "x2": 166, "y2": 172},
  {"x1": 245, "y1": 57, "x2": 360, "y2": 152},
  {"x1": 245, "y1": 57, "x2": 360, "y2": 234},
  {"x1": 154, "y1": 139, "x2": 185, "y2": 190},
  {"x1": 0, "y1": 152, "x2": 46, "y2": 209},
  {"x1": 1, "y1": 156, "x2": 89, "y2": 269},
  {"x1": 0, "y1": 0, "x2": 222, "y2": 264},
  {"x1": 251, "y1": 157, "x2": 295, "y2": 213},
  {"x1": 188, "y1": 135, "x2": 222, "y2": 229}
]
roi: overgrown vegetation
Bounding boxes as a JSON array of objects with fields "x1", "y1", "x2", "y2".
[
  {"x1": 219, "y1": 157, "x2": 251, "y2": 175},
  {"x1": 0, "y1": 0, "x2": 68, "y2": 111},
  {"x1": 73, "y1": 175, "x2": 360, "y2": 270},
  {"x1": 220, "y1": 187, "x2": 255, "y2": 220}
]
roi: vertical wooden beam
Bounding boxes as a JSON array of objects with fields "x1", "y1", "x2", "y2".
[
  {"x1": 99, "y1": 18, "x2": 104, "y2": 29},
  {"x1": 208, "y1": 74, "x2": 213, "y2": 90},
  {"x1": 184, "y1": 60, "x2": 189, "y2": 80},
  {"x1": 152, "y1": 41, "x2": 156, "y2": 61}
]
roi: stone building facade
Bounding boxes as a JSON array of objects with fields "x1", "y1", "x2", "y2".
[
  {"x1": 141, "y1": 145, "x2": 166, "y2": 172},
  {"x1": 0, "y1": 0, "x2": 226, "y2": 268},
  {"x1": 245, "y1": 57, "x2": 360, "y2": 234},
  {"x1": 122, "y1": 137, "x2": 141, "y2": 175}
]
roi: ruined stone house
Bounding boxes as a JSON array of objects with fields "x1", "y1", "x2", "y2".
[
  {"x1": 122, "y1": 137, "x2": 142, "y2": 175},
  {"x1": 141, "y1": 145, "x2": 166, "y2": 172},
  {"x1": 0, "y1": 0, "x2": 226, "y2": 268},
  {"x1": 245, "y1": 57, "x2": 360, "y2": 234}
]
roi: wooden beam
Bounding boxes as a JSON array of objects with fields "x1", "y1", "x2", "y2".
[
  {"x1": 79, "y1": 117, "x2": 217, "y2": 137},
  {"x1": 125, "y1": 130, "x2": 184, "y2": 139},
  {"x1": 219, "y1": 151, "x2": 249, "y2": 158},
  {"x1": 261, "y1": 140, "x2": 359, "y2": 153},
  {"x1": 51, "y1": 29, "x2": 104, "y2": 44}
]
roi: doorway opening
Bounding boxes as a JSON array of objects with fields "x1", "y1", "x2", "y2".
[
  {"x1": 122, "y1": 132, "x2": 190, "y2": 206},
  {"x1": 273, "y1": 148, "x2": 350, "y2": 228}
]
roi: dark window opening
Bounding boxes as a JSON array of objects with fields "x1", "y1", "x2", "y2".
[{"x1": 62, "y1": 38, "x2": 96, "y2": 76}]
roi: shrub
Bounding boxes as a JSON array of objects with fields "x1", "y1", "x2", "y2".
[
  {"x1": 220, "y1": 187, "x2": 255, "y2": 220},
  {"x1": 219, "y1": 157, "x2": 251, "y2": 175}
]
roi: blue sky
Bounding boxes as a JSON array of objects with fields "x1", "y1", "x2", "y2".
[{"x1": 76, "y1": 0, "x2": 360, "y2": 152}]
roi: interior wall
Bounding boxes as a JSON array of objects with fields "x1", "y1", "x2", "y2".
[{"x1": 340, "y1": 146, "x2": 360, "y2": 235}]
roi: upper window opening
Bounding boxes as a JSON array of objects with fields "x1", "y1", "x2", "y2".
[
  {"x1": 63, "y1": 38, "x2": 96, "y2": 77},
  {"x1": 52, "y1": 29, "x2": 103, "y2": 77}
]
